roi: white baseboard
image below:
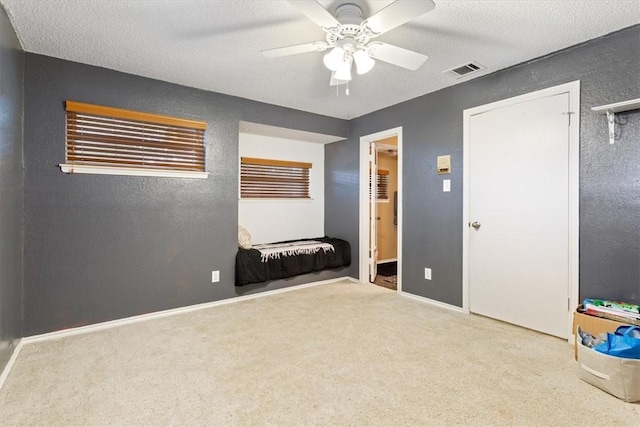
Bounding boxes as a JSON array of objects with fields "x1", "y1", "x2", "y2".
[
  {"x1": 23, "y1": 276, "x2": 356, "y2": 345},
  {"x1": 377, "y1": 258, "x2": 397, "y2": 264},
  {"x1": 0, "y1": 339, "x2": 24, "y2": 391},
  {"x1": 399, "y1": 291, "x2": 468, "y2": 314}
]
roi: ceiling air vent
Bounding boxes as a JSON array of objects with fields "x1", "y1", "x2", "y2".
[{"x1": 444, "y1": 62, "x2": 485, "y2": 78}]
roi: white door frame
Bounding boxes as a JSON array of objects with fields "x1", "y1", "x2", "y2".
[
  {"x1": 359, "y1": 127, "x2": 403, "y2": 292},
  {"x1": 462, "y1": 80, "x2": 580, "y2": 341}
]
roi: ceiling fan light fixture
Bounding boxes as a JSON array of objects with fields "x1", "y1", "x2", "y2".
[
  {"x1": 334, "y1": 56, "x2": 353, "y2": 81},
  {"x1": 353, "y1": 49, "x2": 375, "y2": 75},
  {"x1": 323, "y1": 46, "x2": 345, "y2": 72},
  {"x1": 263, "y1": 1, "x2": 438, "y2": 89}
]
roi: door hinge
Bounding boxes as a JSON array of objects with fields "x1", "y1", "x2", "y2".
[
  {"x1": 568, "y1": 297, "x2": 571, "y2": 312},
  {"x1": 563, "y1": 111, "x2": 575, "y2": 126}
]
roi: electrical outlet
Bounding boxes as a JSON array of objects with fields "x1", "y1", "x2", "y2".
[
  {"x1": 424, "y1": 268, "x2": 432, "y2": 280},
  {"x1": 211, "y1": 270, "x2": 220, "y2": 283}
]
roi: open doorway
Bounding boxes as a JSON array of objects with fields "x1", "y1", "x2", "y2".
[
  {"x1": 372, "y1": 141, "x2": 398, "y2": 290},
  {"x1": 359, "y1": 127, "x2": 403, "y2": 292}
]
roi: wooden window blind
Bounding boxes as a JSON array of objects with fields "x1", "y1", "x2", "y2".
[
  {"x1": 240, "y1": 157, "x2": 312, "y2": 198},
  {"x1": 370, "y1": 169, "x2": 389, "y2": 200},
  {"x1": 377, "y1": 169, "x2": 389, "y2": 200},
  {"x1": 64, "y1": 101, "x2": 207, "y2": 173}
]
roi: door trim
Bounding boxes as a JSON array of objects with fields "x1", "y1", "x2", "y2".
[
  {"x1": 462, "y1": 81, "x2": 580, "y2": 341},
  {"x1": 359, "y1": 127, "x2": 403, "y2": 292}
]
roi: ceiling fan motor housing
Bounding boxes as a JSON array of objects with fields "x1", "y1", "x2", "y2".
[
  {"x1": 325, "y1": 3, "x2": 373, "y2": 49},
  {"x1": 335, "y1": 3, "x2": 362, "y2": 25}
]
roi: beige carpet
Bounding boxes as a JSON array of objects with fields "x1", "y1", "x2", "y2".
[{"x1": 1, "y1": 280, "x2": 639, "y2": 425}]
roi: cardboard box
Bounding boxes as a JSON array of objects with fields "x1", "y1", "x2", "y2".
[
  {"x1": 577, "y1": 341, "x2": 640, "y2": 402},
  {"x1": 572, "y1": 306, "x2": 630, "y2": 360}
]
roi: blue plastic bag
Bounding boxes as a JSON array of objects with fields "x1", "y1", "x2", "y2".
[{"x1": 595, "y1": 326, "x2": 640, "y2": 359}]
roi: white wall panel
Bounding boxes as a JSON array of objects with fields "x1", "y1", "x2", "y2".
[{"x1": 239, "y1": 133, "x2": 324, "y2": 244}]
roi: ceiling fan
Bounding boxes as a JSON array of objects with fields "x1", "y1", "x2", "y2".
[{"x1": 261, "y1": 0, "x2": 436, "y2": 87}]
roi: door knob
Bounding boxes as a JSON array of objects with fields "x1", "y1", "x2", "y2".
[{"x1": 471, "y1": 221, "x2": 481, "y2": 230}]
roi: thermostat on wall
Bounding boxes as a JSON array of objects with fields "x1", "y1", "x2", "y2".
[{"x1": 437, "y1": 155, "x2": 451, "y2": 174}]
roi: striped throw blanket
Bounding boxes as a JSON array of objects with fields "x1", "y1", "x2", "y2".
[{"x1": 253, "y1": 240, "x2": 335, "y2": 262}]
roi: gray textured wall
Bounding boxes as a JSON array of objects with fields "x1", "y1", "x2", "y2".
[
  {"x1": 326, "y1": 25, "x2": 640, "y2": 306},
  {"x1": 0, "y1": 6, "x2": 24, "y2": 371},
  {"x1": 18, "y1": 25, "x2": 640, "y2": 336},
  {"x1": 23, "y1": 54, "x2": 349, "y2": 336}
]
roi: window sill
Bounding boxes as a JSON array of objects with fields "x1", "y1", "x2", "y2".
[
  {"x1": 59, "y1": 164, "x2": 209, "y2": 179},
  {"x1": 239, "y1": 198, "x2": 314, "y2": 203}
]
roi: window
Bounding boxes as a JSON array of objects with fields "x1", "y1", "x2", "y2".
[
  {"x1": 370, "y1": 169, "x2": 389, "y2": 201},
  {"x1": 377, "y1": 169, "x2": 389, "y2": 200},
  {"x1": 60, "y1": 101, "x2": 208, "y2": 178},
  {"x1": 240, "y1": 157, "x2": 312, "y2": 199}
]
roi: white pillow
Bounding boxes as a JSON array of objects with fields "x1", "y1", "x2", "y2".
[{"x1": 238, "y1": 225, "x2": 252, "y2": 249}]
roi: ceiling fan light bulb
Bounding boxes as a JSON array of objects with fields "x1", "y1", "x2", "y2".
[
  {"x1": 334, "y1": 57, "x2": 353, "y2": 81},
  {"x1": 323, "y1": 47, "x2": 344, "y2": 72},
  {"x1": 353, "y1": 49, "x2": 375, "y2": 75}
]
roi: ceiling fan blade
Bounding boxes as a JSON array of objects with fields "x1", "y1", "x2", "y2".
[
  {"x1": 330, "y1": 72, "x2": 347, "y2": 86},
  {"x1": 368, "y1": 42, "x2": 428, "y2": 71},
  {"x1": 288, "y1": 0, "x2": 340, "y2": 29},
  {"x1": 364, "y1": 0, "x2": 435, "y2": 36},
  {"x1": 261, "y1": 42, "x2": 326, "y2": 58}
]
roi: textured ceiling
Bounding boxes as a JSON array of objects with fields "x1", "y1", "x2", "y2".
[{"x1": 2, "y1": 0, "x2": 639, "y2": 119}]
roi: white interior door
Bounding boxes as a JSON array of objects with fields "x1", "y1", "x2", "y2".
[
  {"x1": 468, "y1": 92, "x2": 570, "y2": 338},
  {"x1": 369, "y1": 143, "x2": 378, "y2": 282}
]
